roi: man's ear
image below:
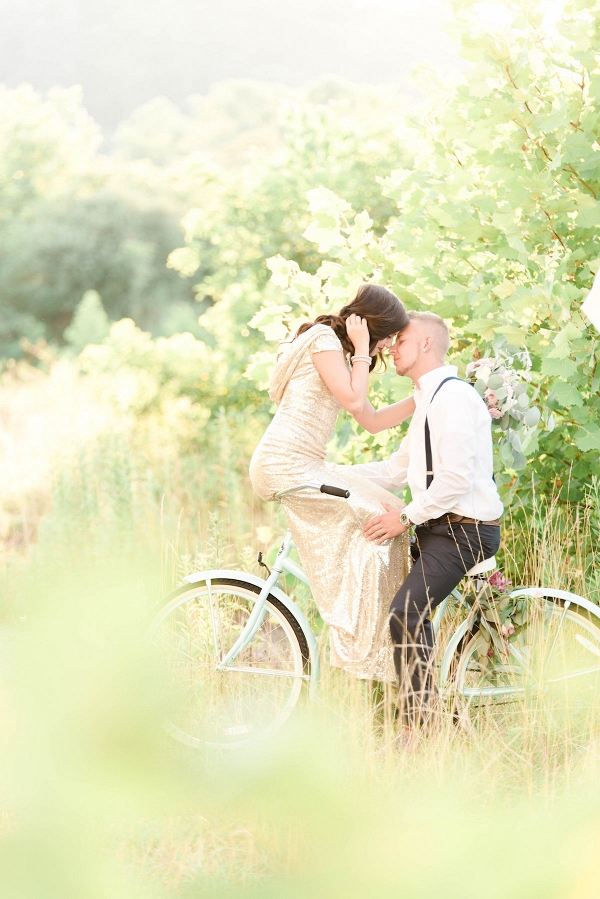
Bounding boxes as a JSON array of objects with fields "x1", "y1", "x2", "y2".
[{"x1": 422, "y1": 334, "x2": 433, "y2": 353}]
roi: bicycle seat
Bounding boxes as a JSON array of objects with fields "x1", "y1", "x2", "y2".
[{"x1": 465, "y1": 556, "x2": 496, "y2": 577}]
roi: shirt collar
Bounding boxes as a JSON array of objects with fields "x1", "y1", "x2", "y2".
[{"x1": 414, "y1": 365, "x2": 459, "y2": 402}]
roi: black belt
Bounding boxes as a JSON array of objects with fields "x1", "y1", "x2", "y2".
[{"x1": 421, "y1": 513, "x2": 501, "y2": 528}]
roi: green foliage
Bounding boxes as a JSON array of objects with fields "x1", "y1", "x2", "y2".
[
  {"x1": 0, "y1": 185, "x2": 195, "y2": 348},
  {"x1": 64, "y1": 291, "x2": 110, "y2": 353},
  {"x1": 0, "y1": 84, "x2": 101, "y2": 219},
  {"x1": 77, "y1": 318, "x2": 265, "y2": 442},
  {"x1": 0, "y1": 86, "x2": 196, "y2": 358},
  {"x1": 0, "y1": 78, "x2": 408, "y2": 367},
  {"x1": 247, "y1": 0, "x2": 600, "y2": 511},
  {"x1": 114, "y1": 77, "x2": 406, "y2": 170},
  {"x1": 168, "y1": 99, "x2": 410, "y2": 414}
]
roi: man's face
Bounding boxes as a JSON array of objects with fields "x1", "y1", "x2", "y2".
[{"x1": 390, "y1": 322, "x2": 422, "y2": 377}]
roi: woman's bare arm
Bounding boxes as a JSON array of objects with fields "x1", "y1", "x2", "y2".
[
  {"x1": 311, "y1": 315, "x2": 371, "y2": 415},
  {"x1": 352, "y1": 396, "x2": 415, "y2": 433}
]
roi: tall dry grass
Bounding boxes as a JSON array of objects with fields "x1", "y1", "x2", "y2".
[{"x1": 1, "y1": 362, "x2": 600, "y2": 897}]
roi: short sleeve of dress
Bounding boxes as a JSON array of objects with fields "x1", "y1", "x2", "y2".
[{"x1": 310, "y1": 329, "x2": 343, "y2": 355}]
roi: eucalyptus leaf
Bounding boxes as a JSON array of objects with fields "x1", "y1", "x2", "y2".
[
  {"x1": 511, "y1": 450, "x2": 528, "y2": 470},
  {"x1": 499, "y1": 441, "x2": 514, "y2": 466},
  {"x1": 509, "y1": 431, "x2": 522, "y2": 453},
  {"x1": 525, "y1": 407, "x2": 541, "y2": 428}
]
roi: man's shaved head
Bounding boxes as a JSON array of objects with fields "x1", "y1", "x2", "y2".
[{"x1": 407, "y1": 310, "x2": 450, "y2": 358}]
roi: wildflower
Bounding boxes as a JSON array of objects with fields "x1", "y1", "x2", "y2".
[
  {"x1": 500, "y1": 622, "x2": 515, "y2": 637},
  {"x1": 488, "y1": 570, "x2": 512, "y2": 593}
]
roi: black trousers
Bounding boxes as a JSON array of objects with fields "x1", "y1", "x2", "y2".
[{"x1": 389, "y1": 522, "x2": 501, "y2": 724}]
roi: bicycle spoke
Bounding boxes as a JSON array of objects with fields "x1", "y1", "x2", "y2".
[
  {"x1": 221, "y1": 665, "x2": 309, "y2": 679},
  {"x1": 151, "y1": 582, "x2": 306, "y2": 746},
  {"x1": 453, "y1": 601, "x2": 600, "y2": 722},
  {"x1": 206, "y1": 579, "x2": 221, "y2": 662},
  {"x1": 547, "y1": 665, "x2": 600, "y2": 684}
]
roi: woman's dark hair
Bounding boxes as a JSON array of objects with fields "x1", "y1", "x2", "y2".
[{"x1": 294, "y1": 283, "x2": 409, "y2": 371}]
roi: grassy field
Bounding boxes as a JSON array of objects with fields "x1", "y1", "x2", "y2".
[{"x1": 1, "y1": 360, "x2": 600, "y2": 898}]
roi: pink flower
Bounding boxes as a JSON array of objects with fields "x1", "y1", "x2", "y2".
[
  {"x1": 500, "y1": 623, "x2": 515, "y2": 637},
  {"x1": 485, "y1": 389, "x2": 499, "y2": 407},
  {"x1": 488, "y1": 571, "x2": 512, "y2": 593},
  {"x1": 489, "y1": 407, "x2": 503, "y2": 419}
]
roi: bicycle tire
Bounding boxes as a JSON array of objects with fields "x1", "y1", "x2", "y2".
[
  {"x1": 451, "y1": 595, "x2": 600, "y2": 725},
  {"x1": 150, "y1": 577, "x2": 310, "y2": 748}
]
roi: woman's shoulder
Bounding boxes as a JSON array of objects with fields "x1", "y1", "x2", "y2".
[
  {"x1": 269, "y1": 324, "x2": 342, "y2": 404},
  {"x1": 308, "y1": 325, "x2": 344, "y2": 355}
]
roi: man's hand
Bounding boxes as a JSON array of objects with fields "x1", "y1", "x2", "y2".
[{"x1": 363, "y1": 503, "x2": 408, "y2": 544}]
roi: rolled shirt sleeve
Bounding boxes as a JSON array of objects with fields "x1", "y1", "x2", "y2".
[{"x1": 352, "y1": 435, "x2": 410, "y2": 492}]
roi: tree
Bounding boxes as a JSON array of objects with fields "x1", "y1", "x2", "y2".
[
  {"x1": 64, "y1": 291, "x2": 110, "y2": 353},
  {"x1": 0, "y1": 85, "x2": 199, "y2": 357},
  {"x1": 168, "y1": 95, "x2": 410, "y2": 411},
  {"x1": 247, "y1": 0, "x2": 600, "y2": 511}
]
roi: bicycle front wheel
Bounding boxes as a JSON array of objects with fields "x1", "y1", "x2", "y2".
[
  {"x1": 453, "y1": 597, "x2": 600, "y2": 721},
  {"x1": 150, "y1": 578, "x2": 310, "y2": 747}
]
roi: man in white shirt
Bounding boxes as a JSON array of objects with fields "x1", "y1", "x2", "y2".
[{"x1": 353, "y1": 311, "x2": 503, "y2": 728}]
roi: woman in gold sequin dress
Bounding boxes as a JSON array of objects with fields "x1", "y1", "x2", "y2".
[{"x1": 250, "y1": 285, "x2": 415, "y2": 682}]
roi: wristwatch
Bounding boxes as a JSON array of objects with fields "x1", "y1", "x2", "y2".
[{"x1": 399, "y1": 511, "x2": 412, "y2": 528}]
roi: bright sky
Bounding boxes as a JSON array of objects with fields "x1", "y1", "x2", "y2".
[{"x1": 1, "y1": 0, "x2": 462, "y2": 128}]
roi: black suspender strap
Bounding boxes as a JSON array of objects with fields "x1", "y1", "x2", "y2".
[{"x1": 424, "y1": 377, "x2": 462, "y2": 489}]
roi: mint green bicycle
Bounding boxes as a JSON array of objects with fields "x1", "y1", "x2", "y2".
[{"x1": 150, "y1": 483, "x2": 600, "y2": 747}]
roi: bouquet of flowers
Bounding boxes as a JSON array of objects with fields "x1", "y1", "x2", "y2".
[
  {"x1": 462, "y1": 568, "x2": 546, "y2": 674},
  {"x1": 465, "y1": 349, "x2": 541, "y2": 470}
]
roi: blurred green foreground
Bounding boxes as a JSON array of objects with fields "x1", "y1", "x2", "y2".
[
  {"x1": 1, "y1": 431, "x2": 600, "y2": 899},
  {"x1": 3, "y1": 0, "x2": 600, "y2": 889}
]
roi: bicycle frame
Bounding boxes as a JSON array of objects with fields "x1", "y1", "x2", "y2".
[
  {"x1": 184, "y1": 478, "x2": 600, "y2": 707},
  {"x1": 182, "y1": 519, "x2": 600, "y2": 712},
  {"x1": 182, "y1": 482, "x2": 351, "y2": 700},
  {"x1": 183, "y1": 529, "x2": 320, "y2": 698},
  {"x1": 182, "y1": 516, "x2": 464, "y2": 704}
]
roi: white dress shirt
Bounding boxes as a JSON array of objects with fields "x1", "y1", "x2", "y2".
[{"x1": 353, "y1": 365, "x2": 504, "y2": 525}]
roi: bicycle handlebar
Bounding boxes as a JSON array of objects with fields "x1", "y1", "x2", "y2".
[
  {"x1": 273, "y1": 482, "x2": 350, "y2": 500},
  {"x1": 320, "y1": 484, "x2": 350, "y2": 498}
]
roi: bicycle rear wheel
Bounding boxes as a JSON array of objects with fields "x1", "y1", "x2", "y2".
[
  {"x1": 150, "y1": 577, "x2": 310, "y2": 747},
  {"x1": 453, "y1": 596, "x2": 600, "y2": 722}
]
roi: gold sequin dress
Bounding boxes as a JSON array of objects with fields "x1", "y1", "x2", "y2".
[{"x1": 249, "y1": 324, "x2": 409, "y2": 682}]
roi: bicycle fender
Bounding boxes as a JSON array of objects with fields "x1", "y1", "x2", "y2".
[
  {"x1": 438, "y1": 618, "x2": 472, "y2": 692},
  {"x1": 438, "y1": 587, "x2": 600, "y2": 694},
  {"x1": 183, "y1": 569, "x2": 320, "y2": 693},
  {"x1": 508, "y1": 587, "x2": 600, "y2": 619}
]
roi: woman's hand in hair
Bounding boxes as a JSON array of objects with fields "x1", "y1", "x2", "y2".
[{"x1": 345, "y1": 314, "x2": 370, "y2": 356}]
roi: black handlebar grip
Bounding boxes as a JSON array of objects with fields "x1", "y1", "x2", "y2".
[{"x1": 320, "y1": 484, "x2": 350, "y2": 498}]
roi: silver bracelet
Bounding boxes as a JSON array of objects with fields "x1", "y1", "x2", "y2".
[{"x1": 351, "y1": 355, "x2": 371, "y2": 364}]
